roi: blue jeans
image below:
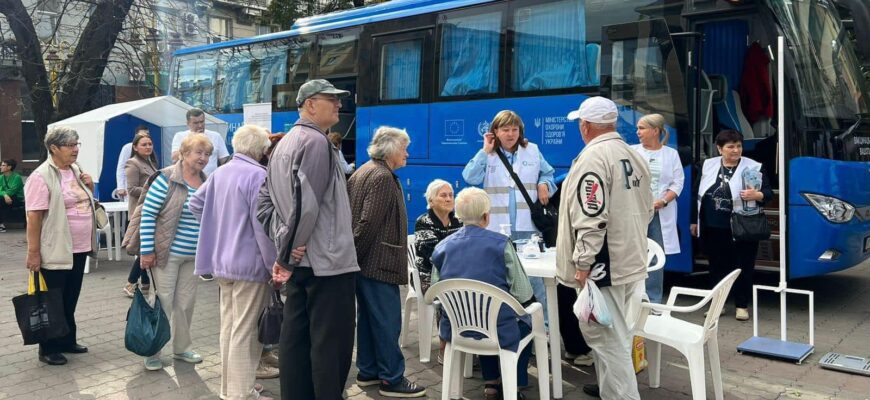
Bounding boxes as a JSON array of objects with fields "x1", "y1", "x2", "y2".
[
  {"x1": 356, "y1": 275, "x2": 405, "y2": 385},
  {"x1": 646, "y1": 212, "x2": 665, "y2": 303},
  {"x1": 479, "y1": 321, "x2": 532, "y2": 387}
]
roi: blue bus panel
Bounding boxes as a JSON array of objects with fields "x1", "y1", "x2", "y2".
[
  {"x1": 788, "y1": 157, "x2": 870, "y2": 279},
  {"x1": 358, "y1": 94, "x2": 693, "y2": 272}
]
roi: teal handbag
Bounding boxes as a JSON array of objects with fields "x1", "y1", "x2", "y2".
[{"x1": 124, "y1": 270, "x2": 170, "y2": 357}]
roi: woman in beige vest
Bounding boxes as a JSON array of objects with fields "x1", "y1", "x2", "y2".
[
  {"x1": 24, "y1": 126, "x2": 97, "y2": 366},
  {"x1": 122, "y1": 132, "x2": 158, "y2": 297}
]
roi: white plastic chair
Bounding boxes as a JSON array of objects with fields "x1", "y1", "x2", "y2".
[
  {"x1": 647, "y1": 238, "x2": 666, "y2": 273},
  {"x1": 85, "y1": 221, "x2": 113, "y2": 273},
  {"x1": 399, "y1": 234, "x2": 438, "y2": 363},
  {"x1": 633, "y1": 269, "x2": 741, "y2": 400},
  {"x1": 425, "y1": 279, "x2": 550, "y2": 400}
]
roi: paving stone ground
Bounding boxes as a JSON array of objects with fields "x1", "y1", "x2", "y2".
[{"x1": 1, "y1": 229, "x2": 869, "y2": 399}]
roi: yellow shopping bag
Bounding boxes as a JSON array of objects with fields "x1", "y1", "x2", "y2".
[
  {"x1": 632, "y1": 336, "x2": 647, "y2": 373},
  {"x1": 27, "y1": 272, "x2": 48, "y2": 294}
]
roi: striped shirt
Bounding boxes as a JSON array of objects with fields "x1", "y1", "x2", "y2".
[{"x1": 140, "y1": 174, "x2": 200, "y2": 257}]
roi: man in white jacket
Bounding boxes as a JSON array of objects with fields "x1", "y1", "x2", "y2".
[{"x1": 556, "y1": 97, "x2": 653, "y2": 399}]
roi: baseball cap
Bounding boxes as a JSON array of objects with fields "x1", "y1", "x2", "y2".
[
  {"x1": 296, "y1": 79, "x2": 350, "y2": 106},
  {"x1": 566, "y1": 96, "x2": 619, "y2": 123}
]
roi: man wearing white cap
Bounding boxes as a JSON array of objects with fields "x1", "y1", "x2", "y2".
[{"x1": 556, "y1": 96, "x2": 652, "y2": 399}]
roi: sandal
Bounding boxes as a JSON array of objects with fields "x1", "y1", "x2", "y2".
[
  {"x1": 483, "y1": 383, "x2": 501, "y2": 400},
  {"x1": 483, "y1": 383, "x2": 526, "y2": 400}
]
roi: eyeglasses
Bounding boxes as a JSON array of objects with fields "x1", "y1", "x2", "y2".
[
  {"x1": 309, "y1": 96, "x2": 341, "y2": 105},
  {"x1": 62, "y1": 142, "x2": 82, "y2": 148}
]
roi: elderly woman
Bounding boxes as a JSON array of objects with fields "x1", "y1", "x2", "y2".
[
  {"x1": 347, "y1": 126, "x2": 426, "y2": 397},
  {"x1": 463, "y1": 110, "x2": 556, "y2": 326},
  {"x1": 691, "y1": 130, "x2": 773, "y2": 321},
  {"x1": 139, "y1": 134, "x2": 211, "y2": 370},
  {"x1": 430, "y1": 187, "x2": 535, "y2": 400},
  {"x1": 413, "y1": 179, "x2": 461, "y2": 294},
  {"x1": 122, "y1": 131, "x2": 159, "y2": 297},
  {"x1": 189, "y1": 125, "x2": 276, "y2": 400},
  {"x1": 24, "y1": 126, "x2": 97, "y2": 366},
  {"x1": 630, "y1": 113, "x2": 684, "y2": 303}
]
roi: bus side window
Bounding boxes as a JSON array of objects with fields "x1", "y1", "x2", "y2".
[
  {"x1": 273, "y1": 37, "x2": 313, "y2": 112},
  {"x1": 379, "y1": 39, "x2": 423, "y2": 101},
  {"x1": 437, "y1": 7, "x2": 502, "y2": 98},
  {"x1": 510, "y1": 0, "x2": 597, "y2": 92}
]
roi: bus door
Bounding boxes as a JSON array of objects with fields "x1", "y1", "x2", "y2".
[{"x1": 599, "y1": 19, "x2": 693, "y2": 272}]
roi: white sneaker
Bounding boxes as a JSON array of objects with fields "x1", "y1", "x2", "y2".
[
  {"x1": 144, "y1": 355, "x2": 163, "y2": 371},
  {"x1": 256, "y1": 362, "x2": 279, "y2": 379},
  {"x1": 173, "y1": 351, "x2": 203, "y2": 363},
  {"x1": 574, "y1": 352, "x2": 595, "y2": 366}
]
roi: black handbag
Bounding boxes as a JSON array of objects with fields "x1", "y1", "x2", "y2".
[
  {"x1": 258, "y1": 289, "x2": 284, "y2": 345},
  {"x1": 12, "y1": 271, "x2": 70, "y2": 345},
  {"x1": 124, "y1": 269, "x2": 171, "y2": 357},
  {"x1": 494, "y1": 148, "x2": 558, "y2": 247},
  {"x1": 730, "y1": 212, "x2": 771, "y2": 242}
]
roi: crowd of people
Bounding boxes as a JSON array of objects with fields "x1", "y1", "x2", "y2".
[{"x1": 18, "y1": 78, "x2": 773, "y2": 399}]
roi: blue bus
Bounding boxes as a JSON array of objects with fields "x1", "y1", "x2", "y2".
[{"x1": 169, "y1": 0, "x2": 870, "y2": 280}]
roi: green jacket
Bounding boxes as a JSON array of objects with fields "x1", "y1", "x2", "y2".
[{"x1": 0, "y1": 172, "x2": 24, "y2": 201}]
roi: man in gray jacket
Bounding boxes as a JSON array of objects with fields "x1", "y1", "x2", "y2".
[
  {"x1": 557, "y1": 97, "x2": 653, "y2": 399},
  {"x1": 262, "y1": 79, "x2": 360, "y2": 400}
]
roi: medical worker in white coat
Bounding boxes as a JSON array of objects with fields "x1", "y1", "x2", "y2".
[{"x1": 630, "y1": 113, "x2": 684, "y2": 303}]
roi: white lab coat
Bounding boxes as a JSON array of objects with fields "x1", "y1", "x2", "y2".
[{"x1": 630, "y1": 145, "x2": 684, "y2": 254}]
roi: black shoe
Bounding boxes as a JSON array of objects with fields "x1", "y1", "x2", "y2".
[
  {"x1": 65, "y1": 344, "x2": 88, "y2": 354},
  {"x1": 378, "y1": 378, "x2": 426, "y2": 398},
  {"x1": 582, "y1": 384, "x2": 600, "y2": 398},
  {"x1": 199, "y1": 274, "x2": 214, "y2": 282},
  {"x1": 39, "y1": 353, "x2": 68, "y2": 365},
  {"x1": 355, "y1": 374, "x2": 380, "y2": 387}
]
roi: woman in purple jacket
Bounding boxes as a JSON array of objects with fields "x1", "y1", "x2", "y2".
[{"x1": 189, "y1": 125, "x2": 276, "y2": 400}]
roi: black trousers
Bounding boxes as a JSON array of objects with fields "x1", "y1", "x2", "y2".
[
  {"x1": 702, "y1": 226, "x2": 758, "y2": 309},
  {"x1": 280, "y1": 267, "x2": 356, "y2": 400},
  {"x1": 556, "y1": 283, "x2": 591, "y2": 356},
  {"x1": 39, "y1": 252, "x2": 87, "y2": 355},
  {"x1": 0, "y1": 197, "x2": 23, "y2": 224},
  {"x1": 126, "y1": 257, "x2": 150, "y2": 285}
]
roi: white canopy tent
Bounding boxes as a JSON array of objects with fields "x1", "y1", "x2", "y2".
[{"x1": 48, "y1": 96, "x2": 228, "y2": 185}]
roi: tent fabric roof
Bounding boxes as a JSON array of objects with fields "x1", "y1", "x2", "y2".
[
  {"x1": 47, "y1": 96, "x2": 228, "y2": 186},
  {"x1": 54, "y1": 96, "x2": 227, "y2": 127}
]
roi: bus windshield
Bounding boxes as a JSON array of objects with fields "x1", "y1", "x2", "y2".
[{"x1": 767, "y1": 0, "x2": 870, "y2": 120}]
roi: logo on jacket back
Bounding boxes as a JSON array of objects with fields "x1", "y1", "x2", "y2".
[{"x1": 578, "y1": 172, "x2": 605, "y2": 217}]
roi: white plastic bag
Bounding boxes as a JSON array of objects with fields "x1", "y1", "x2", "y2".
[{"x1": 572, "y1": 264, "x2": 613, "y2": 327}]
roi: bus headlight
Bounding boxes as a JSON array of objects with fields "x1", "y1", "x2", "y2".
[{"x1": 802, "y1": 193, "x2": 855, "y2": 223}]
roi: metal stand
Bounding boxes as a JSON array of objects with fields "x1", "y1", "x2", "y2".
[{"x1": 737, "y1": 36, "x2": 814, "y2": 364}]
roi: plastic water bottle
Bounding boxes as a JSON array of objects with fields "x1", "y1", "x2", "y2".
[{"x1": 499, "y1": 224, "x2": 511, "y2": 237}]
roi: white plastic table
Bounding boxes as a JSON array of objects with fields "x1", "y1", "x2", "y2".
[
  {"x1": 520, "y1": 249, "x2": 563, "y2": 398},
  {"x1": 101, "y1": 201, "x2": 128, "y2": 261}
]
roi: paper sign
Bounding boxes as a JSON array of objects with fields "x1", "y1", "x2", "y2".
[{"x1": 243, "y1": 103, "x2": 272, "y2": 130}]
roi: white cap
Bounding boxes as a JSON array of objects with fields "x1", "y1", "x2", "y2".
[{"x1": 567, "y1": 96, "x2": 618, "y2": 123}]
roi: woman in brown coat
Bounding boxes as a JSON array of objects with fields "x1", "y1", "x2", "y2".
[
  {"x1": 347, "y1": 126, "x2": 426, "y2": 397},
  {"x1": 122, "y1": 132, "x2": 158, "y2": 297}
]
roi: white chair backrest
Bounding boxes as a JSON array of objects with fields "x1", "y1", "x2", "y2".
[
  {"x1": 703, "y1": 269, "x2": 741, "y2": 331},
  {"x1": 425, "y1": 279, "x2": 526, "y2": 349},
  {"x1": 647, "y1": 238, "x2": 666, "y2": 272},
  {"x1": 407, "y1": 234, "x2": 423, "y2": 295}
]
